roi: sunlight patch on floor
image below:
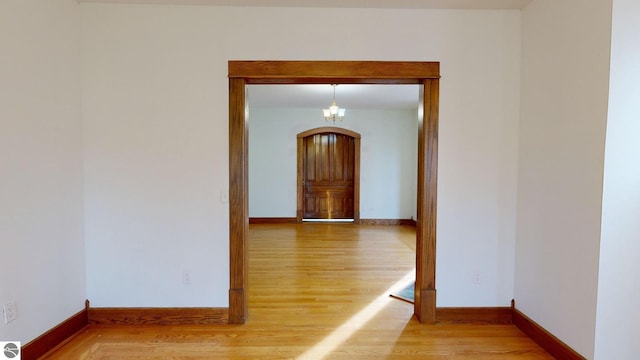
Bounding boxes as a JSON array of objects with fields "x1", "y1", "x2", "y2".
[{"x1": 296, "y1": 269, "x2": 416, "y2": 360}]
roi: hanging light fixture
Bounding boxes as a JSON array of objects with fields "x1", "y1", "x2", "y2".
[{"x1": 322, "y1": 84, "x2": 345, "y2": 124}]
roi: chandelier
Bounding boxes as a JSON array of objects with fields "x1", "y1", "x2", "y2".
[{"x1": 322, "y1": 84, "x2": 345, "y2": 123}]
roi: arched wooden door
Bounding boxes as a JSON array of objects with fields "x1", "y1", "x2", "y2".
[{"x1": 297, "y1": 127, "x2": 361, "y2": 222}]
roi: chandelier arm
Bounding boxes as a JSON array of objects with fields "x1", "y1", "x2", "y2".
[{"x1": 323, "y1": 84, "x2": 344, "y2": 124}]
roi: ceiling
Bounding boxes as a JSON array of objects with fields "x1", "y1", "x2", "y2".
[
  {"x1": 79, "y1": 0, "x2": 532, "y2": 9},
  {"x1": 248, "y1": 84, "x2": 421, "y2": 110}
]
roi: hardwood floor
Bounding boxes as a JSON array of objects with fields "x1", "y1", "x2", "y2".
[{"x1": 43, "y1": 224, "x2": 553, "y2": 359}]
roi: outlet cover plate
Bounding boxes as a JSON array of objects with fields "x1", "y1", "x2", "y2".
[{"x1": 3, "y1": 302, "x2": 17, "y2": 324}]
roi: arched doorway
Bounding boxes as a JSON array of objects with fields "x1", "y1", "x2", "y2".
[{"x1": 229, "y1": 60, "x2": 439, "y2": 324}]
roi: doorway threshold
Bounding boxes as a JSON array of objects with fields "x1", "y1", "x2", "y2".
[{"x1": 302, "y1": 219, "x2": 354, "y2": 223}]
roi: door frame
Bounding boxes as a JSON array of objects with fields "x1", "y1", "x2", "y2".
[
  {"x1": 228, "y1": 61, "x2": 439, "y2": 324},
  {"x1": 296, "y1": 127, "x2": 361, "y2": 223}
]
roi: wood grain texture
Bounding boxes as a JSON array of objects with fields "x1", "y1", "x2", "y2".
[
  {"x1": 437, "y1": 307, "x2": 513, "y2": 324},
  {"x1": 44, "y1": 224, "x2": 553, "y2": 360},
  {"x1": 21, "y1": 301, "x2": 88, "y2": 360},
  {"x1": 88, "y1": 308, "x2": 228, "y2": 326},
  {"x1": 302, "y1": 133, "x2": 355, "y2": 219},
  {"x1": 513, "y1": 307, "x2": 586, "y2": 359},
  {"x1": 229, "y1": 61, "x2": 440, "y2": 83},
  {"x1": 353, "y1": 136, "x2": 361, "y2": 223},
  {"x1": 229, "y1": 60, "x2": 439, "y2": 326},
  {"x1": 360, "y1": 219, "x2": 416, "y2": 226},
  {"x1": 249, "y1": 217, "x2": 297, "y2": 224},
  {"x1": 297, "y1": 127, "x2": 361, "y2": 223},
  {"x1": 297, "y1": 126, "x2": 361, "y2": 139},
  {"x1": 296, "y1": 135, "x2": 304, "y2": 222},
  {"x1": 415, "y1": 78, "x2": 439, "y2": 323},
  {"x1": 228, "y1": 77, "x2": 249, "y2": 325}
]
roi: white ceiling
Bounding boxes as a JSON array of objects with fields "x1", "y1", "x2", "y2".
[
  {"x1": 248, "y1": 84, "x2": 421, "y2": 110},
  {"x1": 78, "y1": 0, "x2": 532, "y2": 9}
]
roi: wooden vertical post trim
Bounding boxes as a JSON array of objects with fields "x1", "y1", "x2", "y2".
[
  {"x1": 425, "y1": 78, "x2": 439, "y2": 289},
  {"x1": 415, "y1": 82, "x2": 426, "y2": 321},
  {"x1": 415, "y1": 78, "x2": 439, "y2": 323},
  {"x1": 353, "y1": 137, "x2": 361, "y2": 224},
  {"x1": 296, "y1": 137, "x2": 304, "y2": 222},
  {"x1": 229, "y1": 77, "x2": 248, "y2": 324}
]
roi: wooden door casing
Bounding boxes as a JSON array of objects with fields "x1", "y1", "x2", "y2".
[
  {"x1": 297, "y1": 127, "x2": 360, "y2": 223},
  {"x1": 302, "y1": 132, "x2": 355, "y2": 219},
  {"x1": 229, "y1": 61, "x2": 439, "y2": 325}
]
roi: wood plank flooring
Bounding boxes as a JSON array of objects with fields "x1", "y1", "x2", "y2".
[{"x1": 43, "y1": 223, "x2": 553, "y2": 359}]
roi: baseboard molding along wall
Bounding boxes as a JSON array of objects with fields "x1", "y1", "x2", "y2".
[
  {"x1": 21, "y1": 300, "x2": 90, "y2": 360},
  {"x1": 511, "y1": 300, "x2": 585, "y2": 360},
  {"x1": 248, "y1": 218, "x2": 417, "y2": 226},
  {"x1": 88, "y1": 306, "x2": 229, "y2": 325},
  {"x1": 18, "y1": 300, "x2": 585, "y2": 360},
  {"x1": 249, "y1": 217, "x2": 297, "y2": 224}
]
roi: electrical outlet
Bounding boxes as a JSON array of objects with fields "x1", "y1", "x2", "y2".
[
  {"x1": 3, "y1": 302, "x2": 17, "y2": 324},
  {"x1": 182, "y1": 271, "x2": 191, "y2": 285},
  {"x1": 472, "y1": 271, "x2": 481, "y2": 285}
]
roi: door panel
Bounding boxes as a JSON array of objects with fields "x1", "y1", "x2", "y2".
[{"x1": 303, "y1": 133, "x2": 355, "y2": 219}]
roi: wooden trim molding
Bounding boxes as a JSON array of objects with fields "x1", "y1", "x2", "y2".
[
  {"x1": 297, "y1": 126, "x2": 361, "y2": 139},
  {"x1": 229, "y1": 60, "x2": 440, "y2": 324},
  {"x1": 414, "y1": 78, "x2": 439, "y2": 323},
  {"x1": 20, "y1": 299, "x2": 581, "y2": 359},
  {"x1": 21, "y1": 300, "x2": 89, "y2": 360},
  {"x1": 512, "y1": 305, "x2": 586, "y2": 360},
  {"x1": 436, "y1": 307, "x2": 512, "y2": 324},
  {"x1": 228, "y1": 61, "x2": 440, "y2": 83},
  {"x1": 249, "y1": 217, "x2": 297, "y2": 224},
  {"x1": 229, "y1": 76, "x2": 249, "y2": 325},
  {"x1": 435, "y1": 304, "x2": 585, "y2": 356},
  {"x1": 88, "y1": 307, "x2": 229, "y2": 325},
  {"x1": 360, "y1": 219, "x2": 416, "y2": 226}
]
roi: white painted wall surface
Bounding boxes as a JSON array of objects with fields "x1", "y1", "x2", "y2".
[
  {"x1": 594, "y1": 0, "x2": 640, "y2": 358},
  {"x1": 0, "y1": 0, "x2": 85, "y2": 344},
  {"x1": 248, "y1": 107, "x2": 418, "y2": 220},
  {"x1": 516, "y1": 1, "x2": 612, "y2": 358},
  {"x1": 81, "y1": 4, "x2": 521, "y2": 307}
]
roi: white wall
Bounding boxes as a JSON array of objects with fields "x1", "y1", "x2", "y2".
[
  {"x1": 81, "y1": 4, "x2": 521, "y2": 307},
  {"x1": 249, "y1": 107, "x2": 418, "y2": 220},
  {"x1": 0, "y1": 0, "x2": 85, "y2": 344},
  {"x1": 594, "y1": 0, "x2": 640, "y2": 358},
  {"x1": 515, "y1": 1, "x2": 612, "y2": 358}
]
